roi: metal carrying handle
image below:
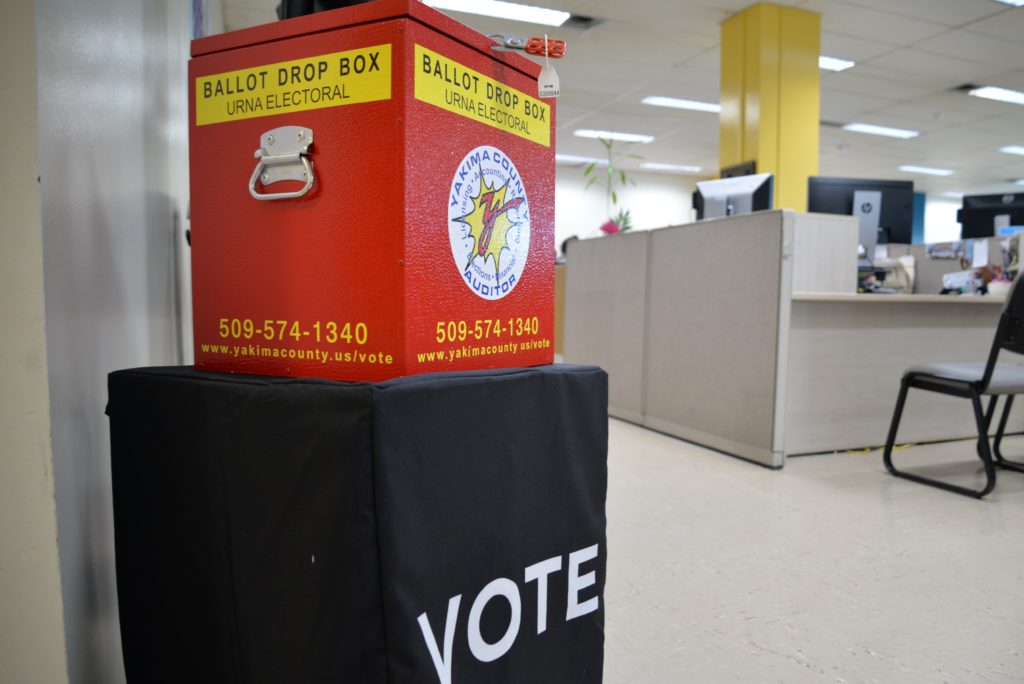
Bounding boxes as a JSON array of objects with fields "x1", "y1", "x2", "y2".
[
  {"x1": 249, "y1": 126, "x2": 315, "y2": 201},
  {"x1": 249, "y1": 154, "x2": 314, "y2": 201}
]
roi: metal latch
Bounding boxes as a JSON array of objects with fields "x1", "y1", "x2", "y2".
[
  {"x1": 489, "y1": 33, "x2": 529, "y2": 52},
  {"x1": 249, "y1": 126, "x2": 315, "y2": 201},
  {"x1": 489, "y1": 33, "x2": 566, "y2": 58}
]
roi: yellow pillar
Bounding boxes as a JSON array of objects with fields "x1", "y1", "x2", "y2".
[{"x1": 720, "y1": 3, "x2": 820, "y2": 211}]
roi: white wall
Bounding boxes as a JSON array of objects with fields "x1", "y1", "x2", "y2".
[
  {"x1": 0, "y1": 1, "x2": 70, "y2": 681},
  {"x1": 36, "y1": 0, "x2": 191, "y2": 681},
  {"x1": 555, "y1": 167, "x2": 696, "y2": 252}
]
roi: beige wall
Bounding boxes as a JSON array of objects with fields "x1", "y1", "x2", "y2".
[{"x1": 0, "y1": 0, "x2": 69, "y2": 681}]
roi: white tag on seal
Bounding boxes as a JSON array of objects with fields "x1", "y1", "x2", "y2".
[
  {"x1": 538, "y1": 35, "x2": 560, "y2": 98},
  {"x1": 538, "y1": 64, "x2": 560, "y2": 98}
]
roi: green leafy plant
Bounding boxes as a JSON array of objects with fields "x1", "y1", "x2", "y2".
[
  {"x1": 583, "y1": 137, "x2": 642, "y2": 233},
  {"x1": 611, "y1": 207, "x2": 633, "y2": 232}
]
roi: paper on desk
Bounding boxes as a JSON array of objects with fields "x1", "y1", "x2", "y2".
[
  {"x1": 943, "y1": 270, "x2": 974, "y2": 291},
  {"x1": 972, "y1": 240, "x2": 989, "y2": 268}
]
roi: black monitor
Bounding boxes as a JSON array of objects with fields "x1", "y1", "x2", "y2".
[
  {"x1": 807, "y1": 176, "x2": 914, "y2": 245},
  {"x1": 958, "y1": 193, "x2": 1024, "y2": 239},
  {"x1": 720, "y1": 160, "x2": 757, "y2": 178},
  {"x1": 694, "y1": 173, "x2": 774, "y2": 220}
]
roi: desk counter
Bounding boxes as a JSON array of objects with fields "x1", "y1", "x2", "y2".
[
  {"x1": 793, "y1": 292, "x2": 1005, "y2": 305},
  {"x1": 784, "y1": 292, "x2": 1020, "y2": 456}
]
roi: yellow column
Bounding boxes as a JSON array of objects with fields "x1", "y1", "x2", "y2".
[{"x1": 719, "y1": 3, "x2": 820, "y2": 211}]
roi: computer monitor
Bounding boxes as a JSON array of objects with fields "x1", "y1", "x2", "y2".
[
  {"x1": 694, "y1": 173, "x2": 774, "y2": 220},
  {"x1": 807, "y1": 177, "x2": 914, "y2": 246},
  {"x1": 958, "y1": 193, "x2": 1024, "y2": 239}
]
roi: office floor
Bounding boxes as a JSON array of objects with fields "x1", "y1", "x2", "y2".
[{"x1": 604, "y1": 419, "x2": 1024, "y2": 684}]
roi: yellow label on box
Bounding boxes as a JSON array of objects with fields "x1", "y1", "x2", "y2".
[
  {"x1": 195, "y1": 44, "x2": 391, "y2": 126},
  {"x1": 414, "y1": 45, "x2": 550, "y2": 148}
]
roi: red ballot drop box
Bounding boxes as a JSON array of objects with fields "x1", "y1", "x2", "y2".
[{"x1": 189, "y1": 0, "x2": 555, "y2": 382}]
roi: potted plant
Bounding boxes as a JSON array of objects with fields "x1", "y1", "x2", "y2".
[{"x1": 583, "y1": 137, "x2": 641, "y2": 234}]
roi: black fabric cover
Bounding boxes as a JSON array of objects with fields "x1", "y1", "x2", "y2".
[{"x1": 107, "y1": 365, "x2": 607, "y2": 683}]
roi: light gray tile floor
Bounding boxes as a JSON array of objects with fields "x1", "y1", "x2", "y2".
[{"x1": 604, "y1": 418, "x2": 1024, "y2": 683}]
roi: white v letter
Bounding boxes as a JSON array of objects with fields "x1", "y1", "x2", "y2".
[{"x1": 417, "y1": 595, "x2": 462, "y2": 684}]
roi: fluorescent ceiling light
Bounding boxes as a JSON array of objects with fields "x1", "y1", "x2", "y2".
[
  {"x1": 992, "y1": 0, "x2": 1024, "y2": 7},
  {"x1": 1016, "y1": 179, "x2": 1024, "y2": 186},
  {"x1": 1000, "y1": 145, "x2": 1024, "y2": 156},
  {"x1": 942, "y1": 191, "x2": 965, "y2": 199},
  {"x1": 574, "y1": 129, "x2": 655, "y2": 144},
  {"x1": 641, "y1": 96, "x2": 721, "y2": 113},
  {"x1": 842, "y1": 123, "x2": 919, "y2": 139},
  {"x1": 969, "y1": 86, "x2": 1024, "y2": 106},
  {"x1": 899, "y1": 164, "x2": 953, "y2": 176},
  {"x1": 421, "y1": 0, "x2": 570, "y2": 27},
  {"x1": 819, "y1": 55, "x2": 855, "y2": 72},
  {"x1": 555, "y1": 154, "x2": 606, "y2": 166},
  {"x1": 641, "y1": 162, "x2": 703, "y2": 174}
]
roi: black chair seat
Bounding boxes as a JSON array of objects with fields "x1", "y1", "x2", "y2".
[
  {"x1": 906, "y1": 362, "x2": 1024, "y2": 395},
  {"x1": 884, "y1": 274, "x2": 1024, "y2": 498}
]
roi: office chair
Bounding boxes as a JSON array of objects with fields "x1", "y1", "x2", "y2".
[{"x1": 883, "y1": 274, "x2": 1024, "y2": 498}]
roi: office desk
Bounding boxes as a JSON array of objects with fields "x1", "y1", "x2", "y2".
[
  {"x1": 785, "y1": 293, "x2": 1014, "y2": 456},
  {"x1": 564, "y1": 211, "x2": 1021, "y2": 468}
]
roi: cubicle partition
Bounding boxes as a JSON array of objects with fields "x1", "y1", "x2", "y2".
[
  {"x1": 566, "y1": 210, "x2": 855, "y2": 467},
  {"x1": 641, "y1": 213, "x2": 793, "y2": 466},
  {"x1": 564, "y1": 210, "x2": 1020, "y2": 468},
  {"x1": 563, "y1": 231, "x2": 649, "y2": 423}
]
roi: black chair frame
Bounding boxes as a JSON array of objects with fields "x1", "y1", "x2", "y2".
[{"x1": 883, "y1": 290, "x2": 1024, "y2": 498}]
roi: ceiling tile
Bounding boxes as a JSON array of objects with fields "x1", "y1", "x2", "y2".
[
  {"x1": 599, "y1": 100, "x2": 718, "y2": 130},
  {"x1": 820, "y1": 90, "x2": 896, "y2": 121},
  {"x1": 640, "y1": 65, "x2": 721, "y2": 100},
  {"x1": 865, "y1": 49, "x2": 1003, "y2": 88},
  {"x1": 565, "y1": 110, "x2": 673, "y2": 137},
  {"x1": 827, "y1": 0, "x2": 1004, "y2": 27},
  {"x1": 959, "y1": 7, "x2": 1024, "y2": 41},
  {"x1": 800, "y1": 0, "x2": 950, "y2": 45},
  {"x1": 822, "y1": 69, "x2": 936, "y2": 101},
  {"x1": 917, "y1": 90, "x2": 1020, "y2": 116},
  {"x1": 565, "y1": 0, "x2": 728, "y2": 32},
  {"x1": 572, "y1": 23, "x2": 716, "y2": 66},
  {"x1": 684, "y1": 47, "x2": 720, "y2": 72},
  {"x1": 979, "y1": 70, "x2": 1024, "y2": 90},
  {"x1": 819, "y1": 32, "x2": 894, "y2": 62},
  {"x1": 960, "y1": 116, "x2": 1024, "y2": 138},
  {"x1": 914, "y1": 30, "x2": 1024, "y2": 70},
  {"x1": 553, "y1": 104, "x2": 600, "y2": 130},
  {"x1": 872, "y1": 100, "x2": 995, "y2": 127}
]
